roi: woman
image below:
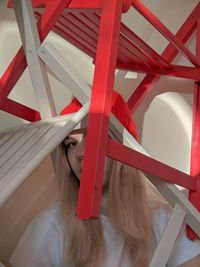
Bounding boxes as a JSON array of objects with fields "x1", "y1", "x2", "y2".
[{"x1": 10, "y1": 91, "x2": 200, "y2": 267}]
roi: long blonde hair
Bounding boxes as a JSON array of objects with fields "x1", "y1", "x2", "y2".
[{"x1": 55, "y1": 142, "x2": 164, "y2": 267}]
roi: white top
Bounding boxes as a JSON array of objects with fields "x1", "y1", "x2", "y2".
[{"x1": 10, "y1": 203, "x2": 200, "y2": 267}]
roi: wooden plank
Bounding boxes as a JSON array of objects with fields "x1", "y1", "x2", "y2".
[{"x1": 12, "y1": 0, "x2": 56, "y2": 119}]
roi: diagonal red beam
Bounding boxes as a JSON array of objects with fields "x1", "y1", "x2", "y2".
[
  {"x1": 107, "y1": 139, "x2": 197, "y2": 191},
  {"x1": 132, "y1": 0, "x2": 200, "y2": 67},
  {"x1": 128, "y1": 1, "x2": 200, "y2": 113},
  {"x1": 1, "y1": 99, "x2": 40, "y2": 122},
  {"x1": 77, "y1": 0, "x2": 122, "y2": 219},
  {"x1": 0, "y1": 0, "x2": 72, "y2": 107}
]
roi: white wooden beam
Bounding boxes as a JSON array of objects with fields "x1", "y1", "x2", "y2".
[
  {"x1": 12, "y1": 0, "x2": 56, "y2": 119},
  {"x1": 149, "y1": 203, "x2": 186, "y2": 267}
]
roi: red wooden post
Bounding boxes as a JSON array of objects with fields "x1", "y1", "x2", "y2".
[
  {"x1": 187, "y1": 17, "x2": 200, "y2": 239},
  {"x1": 76, "y1": 0, "x2": 123, "y2": 219}
]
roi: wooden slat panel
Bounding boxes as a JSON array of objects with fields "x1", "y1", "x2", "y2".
[
  {"x1": 59, "y1": 16, "x2": 97, "y2": 50},
  {"x1": 0, "y1": 125, "x2": 53, "y2": 181},
  {"x1": 119, "y1": 36, "x2": 156, "y2": 66},
  {"x1": 0, "y1": 128, "x2": 38, "y2": 167},
  {"x1": 64, "y1": 12, "x2": 98, "y2": 41},
  {"x1": 0, "y1": 133, "x2": 13, "y2": 148},
  {"x1": 0, "y1": 131, "x2": 25, "y2": 157},
  {"x1": 120, "y1": 23, "x2": 172, "y2": 68},
  {"x1": 78, "y1": 11, "x2": 99, "y2": 33}
]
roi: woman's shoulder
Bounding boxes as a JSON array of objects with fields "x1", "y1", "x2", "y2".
[
  {"x1": 29, "y1": 202, "x2": 64, "y2": 238},
  {"x1": 10, "y1": 202, "x2": 65, "y2": 267},
  {"x1": 44, "y1": 202, "x2": 65, "y2": 232}
]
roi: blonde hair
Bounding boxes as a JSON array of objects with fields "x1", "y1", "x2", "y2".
[{"x1": 55, "y1": 142, "x2": 165, "y2": 267}]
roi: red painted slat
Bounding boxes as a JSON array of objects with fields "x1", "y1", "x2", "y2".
[
  {"x1": 120, "y1": 23, "x2": 172, "y2": 68},
  {"x1": 59, "y1": 15, "x2": 97, "y2": 49}
]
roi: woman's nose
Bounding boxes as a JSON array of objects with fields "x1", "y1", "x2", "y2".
[{"x1": 75, "y1": 139, "x2": 85, "y2": 159}]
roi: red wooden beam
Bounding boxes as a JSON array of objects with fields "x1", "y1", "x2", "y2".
[
  {"x1": 77, "y1": 0, "x2": 122, "y2": 219},
  {"x1": 8, "y1": 0, "x2": 131, "y2": 12},
  {"x1": 117, "y1": 62, "x2": 200, "y2": 80},
  {"x1": 187, "y1": 81, "x2": 200, "y2": 240},
  {"x1": 107, "y1": 138, "x2": 197, "y2": 191},
  {"x1": 128, "y1": 1, "x2": 200, "y2": 113},
  {"x1": 7, "y1": 0, "x2": 102, "y2": 9},
  {"x1": 1, "y1": 99, "x2": 40, "y2": 122},
  {"x1": 187, "y1": 17, "x2": 200, "y2": 240}
]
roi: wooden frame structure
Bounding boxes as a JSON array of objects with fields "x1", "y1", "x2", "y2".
[{"x1": 0, "y1": 0, "x2": 200, "y2": 265}]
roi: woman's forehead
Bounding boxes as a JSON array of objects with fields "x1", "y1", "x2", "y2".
[
  {"x1": 68, "y1": 133, "x2": 83, "y2": 141},
  {"x1": 68, "y1": 128, "x2": 87, "y2": 141}
]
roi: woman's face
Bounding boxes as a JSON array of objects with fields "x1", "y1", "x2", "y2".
[{"x1": 65, "y1": 131, "x2": 113, "y2": 186}]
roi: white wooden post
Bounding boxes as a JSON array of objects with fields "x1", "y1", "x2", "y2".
[{"x1": 12, "y1": 0, "x2": 56, "y2": 119}]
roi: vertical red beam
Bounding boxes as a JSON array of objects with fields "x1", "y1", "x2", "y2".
[
  {"x1": 127, "y1": 2, "x2": 200, "y2": 113},
  {"x1": 187, "y1": 18, "x2": 200, "y2": 240},
  {"x1": 76, "y1": 0, "x2": 122, "y2": 219},
  {"x1": 0, "y1": 0, "x2": 72, "y2": 107}
]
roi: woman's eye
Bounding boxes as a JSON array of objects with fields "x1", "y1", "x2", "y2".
[{"x1": 67, "y1": 141, "x2": 78, "y2": 149}]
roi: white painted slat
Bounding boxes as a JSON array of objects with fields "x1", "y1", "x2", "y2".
[
  {"x1": 0, "y1": 133, "x2": 14, "y2": 148},
  {"x1": 0, "y1": 130, "x2": 25, "y2": 157},
  {"x1": 0, "y1": 114, "x2": 74, "y2": 136},
  {"x1": 0, "y1": 125, "x2": 53, "y2": 180},
  {"x1": 2, "y1": 124, "x2": 65, "y2": 185},
  {"x1": 12, "y1": 0, "x2": 56, "y2": 119},
  {"x1": 0, "y1": 128, "x2": 38, "y2": 167},
  {"x1": 149, "y1": 203, "x2": 186, "y2": 267}
]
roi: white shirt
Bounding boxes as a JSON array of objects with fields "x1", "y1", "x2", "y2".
[{"x1": 10, "y1": 203, "x2": 200, "y2": 267}]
